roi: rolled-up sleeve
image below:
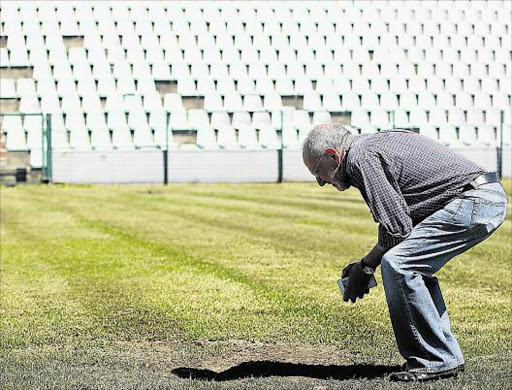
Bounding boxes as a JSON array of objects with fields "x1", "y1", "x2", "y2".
[{"x1": 352, "y1": 154, "x2": 413, "y2": 248}]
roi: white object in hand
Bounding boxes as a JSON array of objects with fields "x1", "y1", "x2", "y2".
[{"x1": 337, "y1": 275, "x2": 378, "y2": 297}]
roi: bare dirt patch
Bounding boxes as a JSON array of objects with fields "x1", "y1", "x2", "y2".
[{"x1": 191, "y1": 340, "x2": 349, "y2": 372}]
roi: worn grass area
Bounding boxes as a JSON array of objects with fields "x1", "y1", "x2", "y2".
[{"x1": 1, "y1": 180, "x2": 511, "y2": 389}]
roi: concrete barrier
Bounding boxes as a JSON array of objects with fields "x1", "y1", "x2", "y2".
[{"x1": 52, "y1": 146, "x2": 510, "y2": 184}]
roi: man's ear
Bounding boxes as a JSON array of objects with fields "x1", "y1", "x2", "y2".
[{"x1": 325, "y1": 148, "x2": 339, "y2": 160}]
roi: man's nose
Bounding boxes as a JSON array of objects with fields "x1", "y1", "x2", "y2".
[{"x1": 316, "y1": 176, "x2": 326, "y2": 186}]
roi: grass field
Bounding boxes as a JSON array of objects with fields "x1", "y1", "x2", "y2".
[{"x1": 1, "y1": 180, "x2": 511, "y2": 389}]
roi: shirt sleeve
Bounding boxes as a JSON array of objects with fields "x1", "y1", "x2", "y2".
[{"x1": 352, "y1": 153, "x2": 413, "y2": 248}]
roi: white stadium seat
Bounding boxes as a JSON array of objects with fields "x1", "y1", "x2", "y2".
[
  {"x1": 439, "y1": 125, "x2": 460, "y2": 146},
  {"x1": 217, "y1": 126, "x2": 239, "y2": 149},
  {"x1": 492, "y1": 93, "x2": 510, "y2": 110},
  {"x1": 303, "y1": 93, "x2": 323, "y2": 111},
  {"x1": 409, "y1": 108, "x2": 429, "y2": 127},
  {"x1": 188, "y1": 109, "x2": 210, "y2": 130},
  {"x1": 169, "y1": 110, "x2": 190, "y2": 131},
  {"x1": 459, "y1": 125, "x2": 478, "y2": 146},
  {"x1": 224, "y1": 93, "x2": 244, "y2": 112},
  {"x1": 292, "y1": 110, "x2": 311, "y2": 131},
  {"x1": 91, "y1": 127, "x2": 113, "y2": 150},
  {"x1": 112, "y1": 125, "x2": 134, "y2": 150},
  {"x1": 371, "y1": 109, "x2": 391, "y2": 129},
  {"x1": 312, "y1": 111, "x2": 332, "y2": 126},
  {"x1": 351, "y1": 109, "x2": 370, "y2": 128},
  {"x1": 0, "y1": 79, "x2": 17, "y2": 98},
  {"x1": 436, "y1": 92, "x2": 455, "y2": 109},
  {"x1": 361, "y1": 93, "x2": 380, "y2": 110},
  {"x1": 474, "y1": 93, "x2": 493, "y2": 110},
  {"x1": 5, "y1": 119, "x2": 28, "y2": 150},
  {"x1": 196, "y1": 127, "x2": 218, "y2": 149},
  {"x1": 429, "y1": 107, "x2": 449, "y2": 126},
  {"x1": 238, "y1": 126, "x2": 259, "y2": 149},
  {"x1": 244, "y1": 95, "x2": 263, "y2": 111},
  {"x1": 477, "y1": 125, "x2": 497, "y2": 146},
  {"x1": 276, "y1": 77, "x2": 295, "y2": 95},
  {"x1": 393, "y1": 109, "x2": 409, "y2": 128},
  {"x1": 399, "y1": 91, "x2": 418, "y2": 110},
  {"x1": 149, "y1": 110, "x2": 168, "y2": 132},
  {"x1": 447, "y1": 108, "x2": 466, "y2": 127},
  {"x1": 467, "y1": 109, "x2": 486, "y2": 126},
  {"x1": 211, "y1": 112, "x2": 231, "y2": 129}
]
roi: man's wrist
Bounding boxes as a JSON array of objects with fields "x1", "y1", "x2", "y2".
[
  {"x1": 361, "y1": 243, "x2": 389, "y2": 269},
  {"x1": 360, "y1": 258, "x2": 376, "y2": 274},
  {"x1": 360, "y1": 257, "x2": 376, "y2": 271}
]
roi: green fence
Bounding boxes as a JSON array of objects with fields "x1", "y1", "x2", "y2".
[
  {"x1": 0, "y1": 112, "x2": 51, "y2": 182},
  {"x1": 43, "y1": 113, "x2": 52, "y2": 182}
]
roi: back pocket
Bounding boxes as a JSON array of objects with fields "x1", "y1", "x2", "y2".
[
  {"x1": 471, "y1": 200, "x2": 507, "y2": 233},
  {"x1": 449, "y1": 198, "x2": 476, "y2": 227}
]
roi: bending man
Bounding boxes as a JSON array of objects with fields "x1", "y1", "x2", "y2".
[{"x1": 302, "y1": 124, "x2": 508, "y2": 382}]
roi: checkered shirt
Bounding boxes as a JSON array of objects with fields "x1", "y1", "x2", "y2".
[{"x1": 341, "y1": 130, "x2": 487, "y2": 248}]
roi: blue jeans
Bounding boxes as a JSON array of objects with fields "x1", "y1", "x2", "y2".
[{"x1": 381, "y1": 182, "x2": 508, "y2": 373}]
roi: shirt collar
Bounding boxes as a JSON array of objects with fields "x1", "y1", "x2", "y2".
[
  {"x1": 342, "y1": 132, "x2": 356, "y2": 154},
  {"x1": 340, "y1": 133, "x2": 357, "y2": 182}
]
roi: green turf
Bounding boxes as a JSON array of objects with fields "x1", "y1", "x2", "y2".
[{"x1": 1, "y1": 180, "x2": 511, "y2": 389}]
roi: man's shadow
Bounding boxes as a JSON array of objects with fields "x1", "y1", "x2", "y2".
[{"x1": 172, "y1": 361, "x2": 400, "y2": 381}]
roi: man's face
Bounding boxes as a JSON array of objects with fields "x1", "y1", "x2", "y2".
[{"x1": 306, "y1": 150, "x2": 350, "y2": 191}]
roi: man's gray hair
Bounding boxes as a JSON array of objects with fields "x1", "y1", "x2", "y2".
[{"x1": 302, "y1": 124, "x2": 354, "y2": 163}]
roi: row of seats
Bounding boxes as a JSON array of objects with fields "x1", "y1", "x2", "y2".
[
  {"x1": 9, "y1": 61, "x2": 511, "y2": 87},
  {"x1": 3, "y1": 19, "x2": 509, "y2": 47},
  {"x1": 3, "y1": 19, "x2": 511, "y2": 49},
  {"x1": 5, "y1": 28, "x2": 511, "y2": 51},
  {"x1": 3, "y1": 45, "x2": 510, "y2": 74},
  {"x1": 4, "y1": 111, "x2": 510, "y2": 156},
  {"x1": 3, "y1": 75, "x2": 511, "y2": 98},
  {"x1": 3, "y1": 38, "x2": 509, "y2": 68},
  {"x1": 3, "y1": 86, "x2": 510, "y2": 114},
  {"x1": 1, "y1": 1, "x2": 510, "y2": 24},
  {"x1": 4, "y1": 107, "x2": 511, "y2": 137}
]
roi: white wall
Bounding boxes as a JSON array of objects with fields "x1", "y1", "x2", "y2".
[
  {"x1": 52, "y1": 147, "x2": 510, "y2": 184},
  {"x1": 283, "y1": 149, "x2": 315, "y2": 182},
  {"x1": 454, "y1": 147, "x2": 511, "y2": 177},
  {"x1": 53, "y1": 150, "x2": 163, "y2": 184},
  {"x1": 168, "y1": 149, "x2": 279, "y2": 183}
]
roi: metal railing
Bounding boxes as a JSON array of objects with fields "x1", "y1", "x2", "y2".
[{"x1": 0, "y1": 112, "x2": 51, "y2": 182}]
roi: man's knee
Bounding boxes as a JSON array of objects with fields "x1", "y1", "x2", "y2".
[{"x1": 381, "y1": 251, "x2": 402, "y2": 276}]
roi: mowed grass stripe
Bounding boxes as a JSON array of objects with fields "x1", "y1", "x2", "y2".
[
  {"x1": 79, "y1": 220, "x2": 382, "y2": 346},
  {"x1": 0, "y1": 192, "x2": 100, "y2": 347},
  {"x1": 0, "y1": 189, "x2": 213, "y2": 346},
  {"x1": 136, "y1": 189, "x2": 512, "y2": 254},
  {"x1": 2, "y1": 190, "x2": 382, "y2": 348},
  {"x1": 37, "y1": 185, "x2": 511, "y2": 293},
  {"x1": 22, "y1": 186, "x2": 379, "y2": 269},
  {"x1": 17, "y1": 186, "x2": 380, "y2": 342},
  {"x1": 14, "y1": 185, "x2": 512, "y2": 304},
  {"x1": 0, "y1": 190, "x2": 286, "y2": 345},
  {"x1": 120, "y1": 189, "x2": 512, "y2": 293},
  {"x1": 5, "y1": 184, "x2": 511, "y2": 300}
]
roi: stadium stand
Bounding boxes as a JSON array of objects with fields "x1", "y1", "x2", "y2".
[{"x1": 0, "y1": 0, "x2": 511, "y2": 167}]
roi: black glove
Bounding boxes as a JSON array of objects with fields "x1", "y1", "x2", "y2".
[{"x1": 341, "y1": 261, "x2": 371, "y2": 303}]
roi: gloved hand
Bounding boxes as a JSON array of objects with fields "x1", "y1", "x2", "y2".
[{"x1": 341, "y1": 261, "x2": 371, "y2": 303}]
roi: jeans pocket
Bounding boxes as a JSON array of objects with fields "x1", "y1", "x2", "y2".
[
  {"x1": 471, "y1": 201, "x2": 507, "y2": 232},
  {"x1": 448, "y1": 198, "x2": 475, "y2": 227}
]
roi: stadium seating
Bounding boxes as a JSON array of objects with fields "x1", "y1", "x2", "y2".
[{"x1": 0, "y1": 0, "x2": 510, "y2": 160}]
